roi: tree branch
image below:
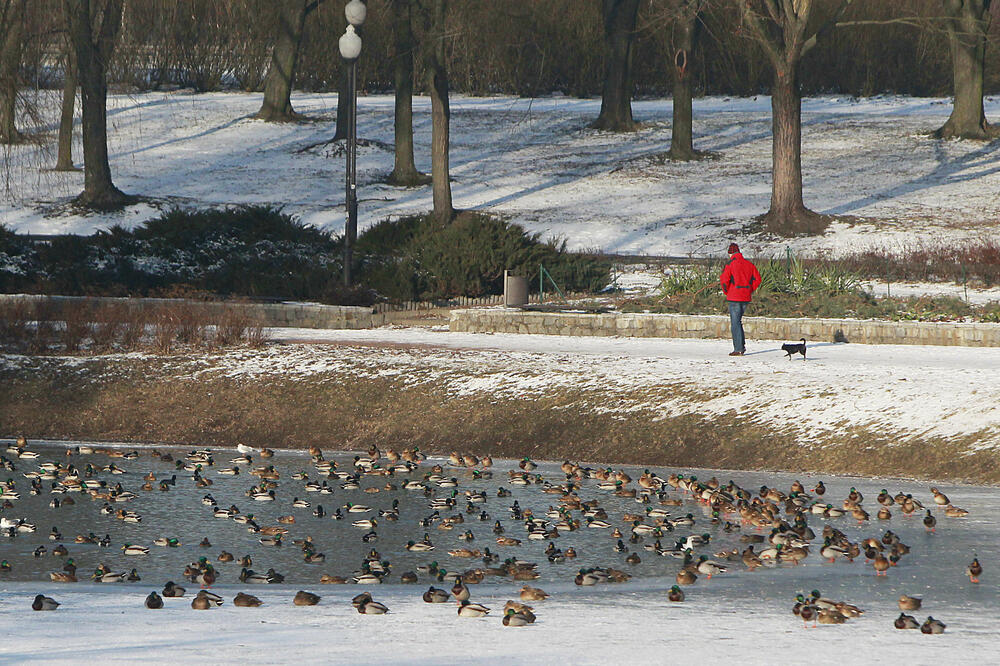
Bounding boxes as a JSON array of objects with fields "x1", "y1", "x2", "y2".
[
  {"x1": 742, "y1": 3, "x2": 784, "y2": 68},
  {"x1": 802, "y1": 0, "x2": 851, "y2": 55}
]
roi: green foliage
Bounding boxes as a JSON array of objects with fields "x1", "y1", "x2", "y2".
[
  {"x1": 357, "y1": 212, "x2": 610, "y2": 301},
  {"x1": 1, "y1": 208, "x2": 608, "y2": 305},
  {"x1": 658, "y1": 264, "x2": 720, "y2": 297}
]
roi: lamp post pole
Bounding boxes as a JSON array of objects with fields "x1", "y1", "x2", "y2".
[
  {"x1": 340, "y1": 1, "x2": 366, "y2": 286},
  {"x1": 344, "y1": 56, "x2": 357, "y2": 286}
]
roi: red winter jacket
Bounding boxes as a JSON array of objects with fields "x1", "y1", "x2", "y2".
[{"x1": 719, "y1": 252, "x2": 761, "y2": 302}]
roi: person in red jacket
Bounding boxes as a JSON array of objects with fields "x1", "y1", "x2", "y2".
[{"x1": 719, "y1": 242, "x2": 761, "y2": 356}]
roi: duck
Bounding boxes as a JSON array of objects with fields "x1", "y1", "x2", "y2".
[
  {"x1": 894, "y1": 612, "x2": 920, "y2": 629},
  {"x1": 293, "y1": 590, "x2": 321, "y2": 606},
  {"x1": 356, "y1": 597, "x2": 389, "y2": 614},
  {"x1": 32, "y1": 594, "x2": 60, "y2": 611},
  {"x1": 122, "y1": 544, "x2": 150, "y2": 556},
  {"x1": 696, "y1": 556, "x2": 727, "y2": 578},
  {"x1": 676, "y1": 569, "x2": 697, "y2": 585},
  {"x1": 873, "y1": 553, "x2": 890, "y2": 576},
  {"x1": 423, "y1": 586, "x2": 451, "y2": 603},
  {"x1": 145, "y1": 591, "x2": 163, "y2": 609},
  {"x1": 817, "y1": 609, "x2": 846, "y2": 625},
  {"x1": 930, "y1": 487, "x2": 950, "y2": 506},
  {"x1": 898, "y1": 594, "x2": 922, "y2": 611},
  {"x1": 234, "y1": 592, "x2": 263, "y2": 607},
  {"x1": 451, "y1": 581, "x2": 471, "y2": 602},
  {"x1": 191, "y1": 590, "x2": 223, "y2": 609},
  {"x1": 457, "y1": 600, "x2": 490, "y2": 617},
  {"x1": 966, "y1": 556, "x2": 982, "y2": 583},
  {"x1": 921, "y1": 616, "x2": 946, "y2": 634},
  {"x1": 922, "y1": 510, "x2": 936, "y2": 532},
  {"x1": 162, "y1": 581, "x2": 186, "y2": 597},
  {"x1": 667, "y1": 585, "x2": 685, "y2": 602}
]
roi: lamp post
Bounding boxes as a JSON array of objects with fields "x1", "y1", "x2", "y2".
[{"x1": 339, "y1": 0, "x2": 366, "y2": 286}]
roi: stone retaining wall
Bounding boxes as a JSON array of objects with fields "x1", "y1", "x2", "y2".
[
  {"x1": 0, "y1": 294, "x2": 374, "y2": 330},
  {"x1": 450, "y1": 308, "x2": 1000, "y2": 347}
]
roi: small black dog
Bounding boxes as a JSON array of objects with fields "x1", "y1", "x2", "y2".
[{"x1": 781, "y1": 338, "x2": 807, "y2": 360}]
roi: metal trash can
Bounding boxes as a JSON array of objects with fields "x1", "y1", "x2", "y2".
[{"x1": 504, "y1": 270, "x2": 528, "y2": 307}]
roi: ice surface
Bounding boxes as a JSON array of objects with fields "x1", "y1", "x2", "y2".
[{"x1": 0, "y1": 443, "x2": 997, "y2": 664}]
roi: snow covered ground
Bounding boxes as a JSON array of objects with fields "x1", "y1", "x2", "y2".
[
  {"x1": 249, "y1": 326, "x2": 1000, "y2": 449},
  {"x1": 3, "y1": 91, "x2": 1000, "y2": 259}
]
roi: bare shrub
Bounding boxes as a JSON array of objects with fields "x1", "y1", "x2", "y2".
[
  {"x1": 91, "y1": 303, "x2": 125, "y2": 352},
  {"x1": 175, "y1": 303, "x2": 207, "y2": 346},
  {"x1": 0, "y1": 300, "x2": 32, "y2": 351},
  {"x1": 215, "y1": 307, "x2": 250, "y2": 347},
  {"x1": 152, "y1": 311, "x2": 179, "y2": 354},
  {"x1": 120, "y1": 307, "x2": 149, "y2": 351},
  {"x1": 61, "y1": 302, "x2": 92, "y2": 354},
  {"x1": 244, "y1": 322, "x2": 269, "y2": 349}
]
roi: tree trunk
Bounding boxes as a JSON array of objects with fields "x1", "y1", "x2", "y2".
[
  {"x1": 54, "y1": 40, "x2": 79, "y2": 171},
  {"x1": 65, "y1": 0, "x2": 128, "y2": 209},
  {"x1": 0, "y1": 0, "x2": 25, "y2": 144},
  {"x1": 764, "y1": 65, "x2": 824, "y2": 235},
  {"x1": 592, "y1": 0, "x2": 640, "y2": 132},
  {"x1": 387, "y1": 0, "x2": 429, "y2": 186},
  {"x1": 668, "y1": 2, "x2": 700, "y2": 160},
  {"x1": 934, "y1": 0, "x2": 996, "y2": 139},
  {"x1": 425, "y1": 0, "x2": 453, "y2": 223},
  {"x1": 256, "y1": 0, "x2": 310, "y2": 121}
]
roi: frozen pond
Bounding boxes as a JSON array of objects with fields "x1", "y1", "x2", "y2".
[{"x1": 0, "y1": 440, "x2": 997, "y2": 663}]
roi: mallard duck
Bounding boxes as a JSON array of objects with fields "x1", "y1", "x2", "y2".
[
  {"x1": 423, "y1": 586, "x2": 451, "y2": 603},
  {"x1": 122, "y1": 544, "x2": 149, "y2": 556},
  {"x1": 406, "y1": 540, "x2": 434, "y2": 552},
  {"x1": 457, "y1": 600, "x2": 490, "y2": 617},
  {"x1": 162, "y1": 581, "x2": 186, "y2": 597},
  {"x1": 239, "y1": 568, "x2": 271, "y2": 584},
  {"x1": 930, "y1": 487, "x2": 950, "y2": 506},
  {"x1": 218, "y1": 551, "x2": 234, "y2": 563},
  {"x1": 667, "y1": 585, "x2": 685, "y2": 602},
  {"x1": 873, "y1": 553, "x2": 890, "y2": 576},
  {"x1": 145, "y1": 591, "x2": 163, "y2": 609},
  {"x1": 817, "y1": 609, "x2": 847, "y2": 624},
  {"x1": 234, "y1": 592, "x2": 263, "y2": 607},
  {"x1": 293, "y1": 590, "x2": 321, "y2": 606},
  {"x1": 944, "y1": 505, "x2": 969, "y2": 518},
  {"x1": 798, "y1": 603, "x2": 817, "y2": 627},
  {"x1": 966, "y1": 556, "x2": 982, "y2": 583},
  {"x1": 357, "y1": 598, "x2": 389, "y2": 614},
  {"x1": 922, "y1": 510, "x2": 936, "y2": 532},
  {"x1": 894, "y1": 612, "x2": 920, "y2": 629},
  {"x1": 676, "y1": 569, "x2": 697, "y2": 585},
  {"x1": 898, "y1": 595, "x2": 922, "y2": 611},
  {"x1": 451, "y1": 581, "x2": 470, "y2": 601},
  {"x1": 153, "y1": 537, "x2": 180, "y2": 548},
  {"x1": 49, "y1": 571, "x2": 77, "y2": 583},
  {"x1": 191, "y1": 590, "x2": 223, "y2": 609},
  {"x1": 696, "y1": 556, "x2": 727, "y2": 578},
  {"x1": 877, "y1": 507, "x2": 892, "y2": 520},
  {"x1": 400, "y1": 571, "x2": 418, "y2": 584},
  {"x1": 32, "y1": 594, "x2": 60, "y2": 611},
  {"x1": 921, "y1": 616, "x2": 946, "y2": 634},
  {"x1": 319, "y1": 574, "x2": 348, "y2": 584},
  {"x1": 502, "y1": 609, "x2": 533, "y2": 626}
]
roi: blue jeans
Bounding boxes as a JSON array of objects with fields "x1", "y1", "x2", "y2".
[{"x1": 728, "y1": 301, "x2": 748, "y2": 352}]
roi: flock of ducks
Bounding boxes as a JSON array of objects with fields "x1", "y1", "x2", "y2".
[{"x1": 1, "y1": 437, "x2": 988, "y2": 633}]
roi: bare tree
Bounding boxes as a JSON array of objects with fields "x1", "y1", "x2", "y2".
[
  {"x1": 54, "y1": 33, "x2": 79, "y2": 171},
  {"x1": 934, "y1": 0, "x2": 997, "y2": 139},
  {"x1": 0, "y1": 0, "x2": 25, "y2": 144},
  {"x1": 740, "y1": 0, "x2": 852, "y2": 236},
  {"x1": 387, "y1": 0, "x2": 429, "y2": 186},
  {"x1": 666, "y1": 0, "x2": 704, "y2": 160},
  {"x1": 64, "y1": 0, "x2": 128, "y2": 209},
  {"x1": 421, "y1": 0, "x2": 453, "y2": 222},
  {"x1": 256, "y1": 0, "x2": 326, "y2": 121},
  {"x1": 593, "y1": 0, "x2": 641, "y2": 131}
]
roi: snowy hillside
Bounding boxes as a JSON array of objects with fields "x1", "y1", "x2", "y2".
[{"x1": 2, "y1": 91, "x2": 999, "y2": 257}]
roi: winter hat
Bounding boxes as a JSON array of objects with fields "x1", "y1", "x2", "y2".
[{"x1": 727, "y1": 242, "x2": 740, "y2": 255}]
